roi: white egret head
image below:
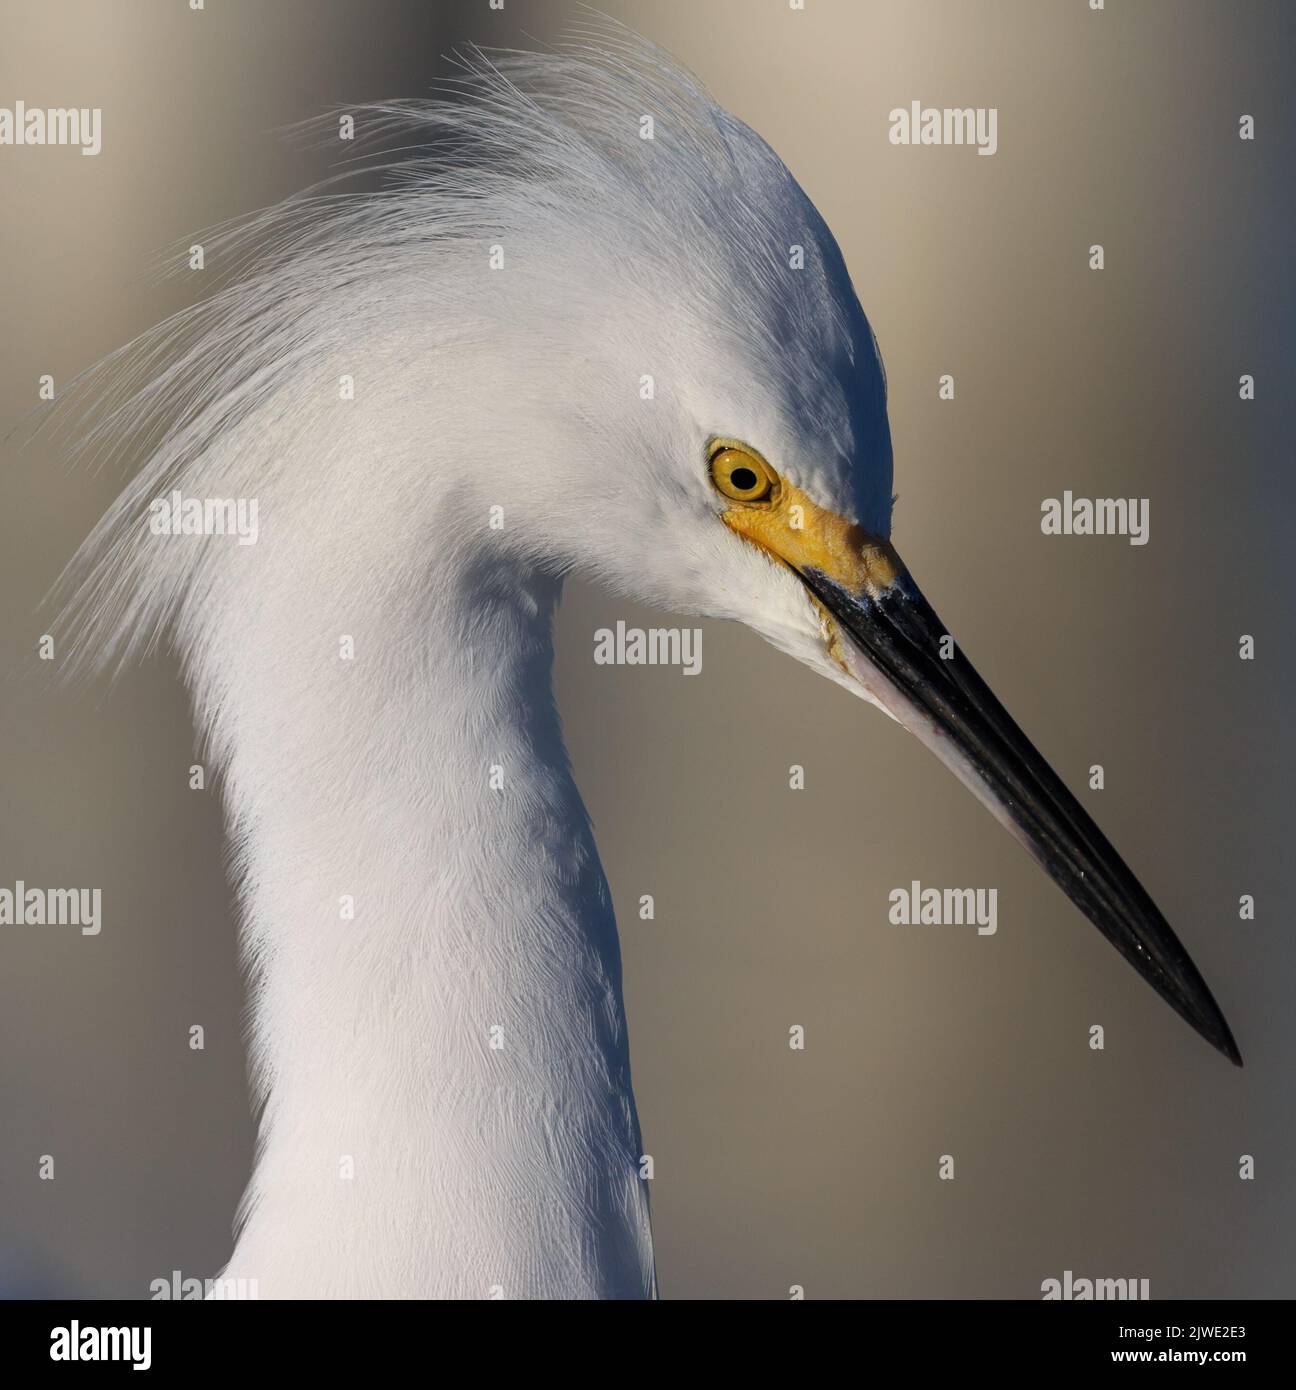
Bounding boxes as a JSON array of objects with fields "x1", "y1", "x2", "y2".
[{"x1": 350, "y1": 41, "x2": 899, "y2": 704}]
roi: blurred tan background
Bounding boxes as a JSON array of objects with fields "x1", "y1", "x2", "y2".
[{"x1": 1, "y1": 0, "x2": 1292, "y2": 1298}]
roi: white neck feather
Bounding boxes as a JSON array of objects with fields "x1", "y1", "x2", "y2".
[{"x1": 192, "y1": 396, "x2": 654, "y2": 1298}]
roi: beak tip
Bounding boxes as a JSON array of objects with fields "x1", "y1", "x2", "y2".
[
  {"x1": 1185, "y1": 992, "x2": 1242, "y2": 1066},
  {"x1": 1176, "y1": 963, "x2": 1242, "y2": 1067},
  {"x1": 1218, "y1": 1028, "x2": 1244, "y2": 1069}
]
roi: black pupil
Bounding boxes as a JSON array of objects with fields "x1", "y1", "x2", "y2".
[{"x1": 730, "y1": 467, "x2": 759, "y2": 492}]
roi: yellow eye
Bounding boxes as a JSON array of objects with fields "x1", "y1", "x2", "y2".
[{"x1": 709, "y1": 443, "x2": 779, "y2": 505}]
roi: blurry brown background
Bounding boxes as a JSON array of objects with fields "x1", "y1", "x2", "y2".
[{"x1": 1, "y1": 0, "x2": 1292, "y2": 1298}]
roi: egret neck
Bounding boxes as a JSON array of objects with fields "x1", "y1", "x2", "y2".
[{"x1": 209, "y1": 518, "x2": 655, "y2": 1299}]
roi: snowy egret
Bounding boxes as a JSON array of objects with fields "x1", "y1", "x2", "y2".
[{"x1": 58, "y1": 27, "x2": 1238, "y2": 1299}]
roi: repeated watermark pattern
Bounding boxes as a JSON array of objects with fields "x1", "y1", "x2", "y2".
[
  {"x1": 889, "y1": 880, "x2": 998, "y2": 935},
  {"x1": 149, "y1": 1270, "x2": 259, "y2": 1300},
  {"x1": 147, "y1": 489, "x2": 259, "y2": 545},
  {"x1": 1041, "y1": 491, "x2": 1150, "y2": 546},
  {"x1": 0, "y1": 881, "x2": 100, "y2": 935},
  {"x1": 593, "y1": 620, "x2": 702, "y2": 675},
  {"x1": 1042, "y1": 1270, "x2": 1150, "y2": 1301},
  {"x1": 0, "y1": 101, "x2": 101, "y2": 156},
  {"x1": 889, "y1": 101, "x2": 998, "y2": 156}
]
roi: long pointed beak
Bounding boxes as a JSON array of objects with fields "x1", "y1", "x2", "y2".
[{"x1": 796, "y1": 546, "x2": 1241, "y2": 1066}]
